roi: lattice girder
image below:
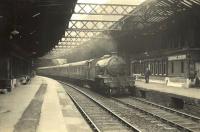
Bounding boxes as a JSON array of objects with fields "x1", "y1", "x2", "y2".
[
  {"x1": 74, "y1": 3, "x2": 137, "y2": 16},
  {"x1": 62, "y1": 37, "x2": 91, "y2": 42},
  {"x1": 65, "y1": 30, "x2": 109, "y2": 38},
  {"x1": 54, "y1": 45, "x2": 77, "y2": 49},
  {"x1": 68, "y1": 20, "x2": 121, "y2": 30}
]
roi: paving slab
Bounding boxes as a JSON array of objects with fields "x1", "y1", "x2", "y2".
[
  {"x1": 14, "y1": 84, "x2": 47, "y2": 132},
  {"x1": 0, "y1": 77, "x2": 43, "y2": 132}
]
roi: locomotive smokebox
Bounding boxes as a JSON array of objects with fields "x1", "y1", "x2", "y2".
[{"x1": 96, "y1": 54, "x2": 126, "y2": 76}]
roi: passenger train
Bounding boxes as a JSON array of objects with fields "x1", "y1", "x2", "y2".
[{"x1": 37, "y1": 53, "x2": 135, "y2": 95}]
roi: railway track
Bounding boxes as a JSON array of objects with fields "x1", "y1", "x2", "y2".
[
  {"x1": 61, "y1": 82, "x2": 141, "y2": 132},
  {"x1": 78, "y1": 90, "x2": 180, "y2": 132},
  {"x1": 113, "y1": 97, "x2": 200, "y2": 132},
  {"x1": 60, "y1": 81, "x2": 200, "y2": 132}
]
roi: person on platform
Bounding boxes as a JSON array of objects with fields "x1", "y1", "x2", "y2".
[{"x1": 144, "y1": 67, "x2": 151, "y2": 83}]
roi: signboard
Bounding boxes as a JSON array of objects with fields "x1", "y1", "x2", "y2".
[{"x1": 168, "y1": 54, "x2": 186, "y2": 61}]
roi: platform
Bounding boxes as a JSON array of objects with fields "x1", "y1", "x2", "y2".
[
  {"x1": 134, "y1": 80, "x2": 200, "y2": 117},
  {"x1": 135, "y1": 80, "x2": 200, "y2": 100},
  {"x1": 0, "y1": 76, "x2": 92, "y2": 132}
]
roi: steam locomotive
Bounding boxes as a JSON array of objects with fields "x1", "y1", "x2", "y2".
[{"x1": 37, "y1": 53, "x2": 135, "y2": 95}]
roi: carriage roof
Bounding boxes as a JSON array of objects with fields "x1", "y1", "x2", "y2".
[{"x1": 37, "y1": 59, "x2": 92, "y2": 70}]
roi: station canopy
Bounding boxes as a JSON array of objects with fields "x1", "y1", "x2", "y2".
[
  {"x1": 0, "y1": 0, "x2": 76, "y2": 57},
  {"x1": 43, "y1": 0, "x2": 200, "y2": 59}
]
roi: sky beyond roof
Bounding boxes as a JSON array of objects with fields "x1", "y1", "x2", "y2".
[{"x1": 71, "y1": 0, "x2": 146, "y2": 21}]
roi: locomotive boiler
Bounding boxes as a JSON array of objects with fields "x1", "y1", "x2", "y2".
[
  {"x1": 93, "y1": 54, "x2": 135, "y2": 95},
  {"x1": 37, "y1": 53, "x2": 135, "y2": 96}
]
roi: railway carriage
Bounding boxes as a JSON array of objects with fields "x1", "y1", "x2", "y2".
[{"x1": 37, "y1": 54, "x2": 135, "y2": 95}]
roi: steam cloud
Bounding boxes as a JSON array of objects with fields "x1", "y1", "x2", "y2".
[{"x1": 65, "y1": 36, "x2": 117, "y2": 62}]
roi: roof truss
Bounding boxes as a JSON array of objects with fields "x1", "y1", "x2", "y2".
[{"x1": 52, "y1": 0, "x2": 200, "y2": 51}]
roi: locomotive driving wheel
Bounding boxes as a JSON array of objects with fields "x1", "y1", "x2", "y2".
[
  {"x1": 104, "y1": 87, "x2": 111, "y2": 96},
  {"x1": 98, "y1": 79, "x2": 109, "y2": 96}
]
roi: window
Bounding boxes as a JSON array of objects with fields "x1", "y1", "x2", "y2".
[
  {"x1": 171, "y1": 61, "x2": 174, "y2": 73},
  {"x1": 154, "y1": 61, "x2": 157, "y2": 75},
  {"x1": 155, "y1": 61, "x2": 158, "y2": 75},
  {"x1": 150, "y1": 63, "x2": 153, "y2": 74},
  {"x1": 159, "y1": 61, "x2": 162, "y2": 75},
  {"x1": 163, "y1": 61, "x2": 167, "y2": 75},
  {"x1": 181, "y1": 61, "x2": 184, "y2": 73}
]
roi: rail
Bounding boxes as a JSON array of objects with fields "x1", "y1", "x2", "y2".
[
  {"x1": 112, "y1": 97, "x2": 200, "y2": 132},
  {"x1": 132, "y1": 97, "x2": 200, "y2": 123},
  {"x1": 61, "y1": 81, "x2": 141, "y2": 132}
]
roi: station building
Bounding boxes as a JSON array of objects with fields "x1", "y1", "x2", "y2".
[{"x1": 115, "y1": 1, "x2": 200, "y2": 88}]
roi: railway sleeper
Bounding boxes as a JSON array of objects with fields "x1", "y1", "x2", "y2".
[
  {"x1": 95, "y1": 119, "x2": 115, "y2": 123},
  {"x1": 134, "y1": 113, "x2": 149, "y2": 118},
  {"x1": 86, "y1": 111, "x2": 107, "y2": 114},
  {"x1": 189, "y1": 127, "x2": 200, "y2": 131},
  {"x1": 160, "y1": 115, "x2": 175, "y2": 119},
  {"x1": 100, "y1": 125, "x2": 130, "y2": 131},
  {"x1": 144, "y1": 117, "x2": 153, "y2": 121},
  {"x1": 101, "y1": 122, "x2": 123, "y2": 125},
  {"x1": 148, "y1": 110, "x2": 166, "y2": 115},
  {"x1": 163, "y1": 126, "x2": 177, "y2": 130},
  {"x1": 156, "y1": 123, "x2": 167, "y2": 127},
  {"x1": 160, "y1": 113, "x2": 174, "y2": 117},
  {"x1": 162, "y1": 127, "x2": 178, "y2": 132},
  {"x1": 93, "y1": 118, "x2": 111, "y2": 121},
  {"x1": 181, "y1": 123, "x2": 200, "y2": 128},
  {"x1": 150, "y1": 120, "x2": 161, "y2": 124}
]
